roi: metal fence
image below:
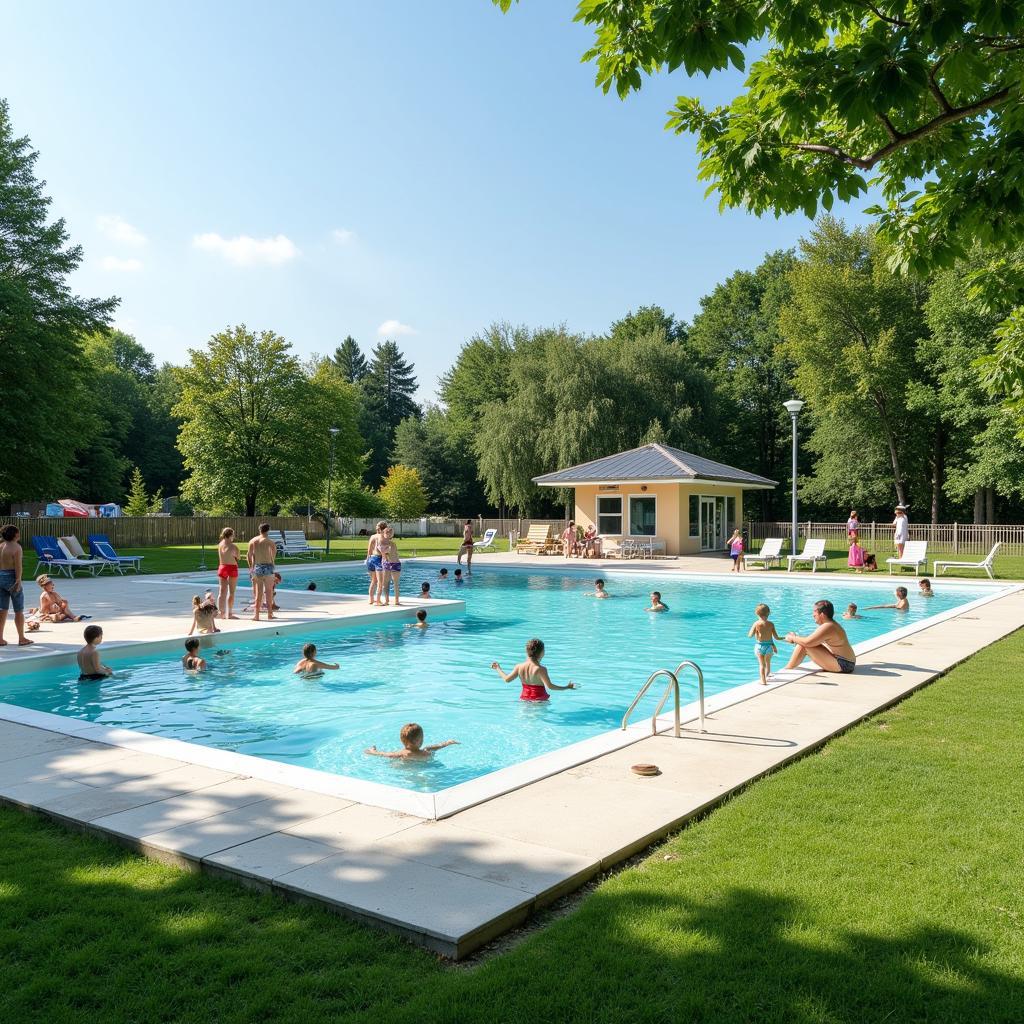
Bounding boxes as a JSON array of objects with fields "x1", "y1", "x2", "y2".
[{"x1": 746, "y1": 520, "x2": 1024, "y2": 555}]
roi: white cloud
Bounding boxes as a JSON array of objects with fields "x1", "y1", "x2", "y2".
[
  {"x1": 100, "y1": 256, "x2": 143, "y2": 272},
  {"x1": 377, "y1": 319, "x2": 417, "y2": 337},
  {"x1": 97, "y1": 214, "x2": 147, "y2": 247},
  {"x1": 332, "y1": 228, "x2": 357, "y2": 244},
  {"x1": 192, "y1": 232, "x2": 299, "y2": 266}
]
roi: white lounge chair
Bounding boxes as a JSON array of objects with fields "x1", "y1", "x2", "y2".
[
  {"x1": 475, "y1": 528, "x2": 498, "y2": 551},
  {"x1": 887, "y1": 540, "x2": 928, "y2": 575},
  {"x1": 933, "y1": 542, "x2": 1000, "y2": 580},
  {"x1": 745, "y1": 538, "x2": 784, "y2": 570},
  {"x1": 786, "y1": 538, "x2": 827, "y2": 572},
  {"x1": 277, "y1": 530, "x2": 323, "y2": 560}
]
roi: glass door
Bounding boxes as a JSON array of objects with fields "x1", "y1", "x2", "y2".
[{"x1": 700, "y1": 496, "x2": 716, "y2": 550}]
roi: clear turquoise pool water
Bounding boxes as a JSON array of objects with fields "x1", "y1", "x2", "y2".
[{"x1": 0, "y1": 566, "x2": 993, "y2": 792}]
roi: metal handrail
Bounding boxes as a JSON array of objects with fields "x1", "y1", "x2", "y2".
[
  {"x1": 674, "y1": 660, "x2": 707, "y2": 733},
  {"x1": 621, "y1": 669, "x2": 680, "y2": 737}
]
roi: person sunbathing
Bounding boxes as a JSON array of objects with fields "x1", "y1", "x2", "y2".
[{"x1": 36, "y1": 576, "x2": 85, "y2": 622}]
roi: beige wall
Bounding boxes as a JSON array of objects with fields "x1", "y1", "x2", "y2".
[{"x1": 572, "y1": 483, "x2": 748, "y2": 555}]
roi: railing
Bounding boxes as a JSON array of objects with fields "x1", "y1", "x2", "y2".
[
  {"x1": 746, "y1": 520, "x2": 1024, "y2": 556},
  {"x1": 622, "y1": 669, "x2": 680, "y2": 737},
  {"x1": 673, "y1": 660, "x2": 707, "y2": 734}
]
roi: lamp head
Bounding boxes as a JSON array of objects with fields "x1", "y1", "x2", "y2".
[{"x1": 783, "y1": 399, "x2": 805, "y2": 416}]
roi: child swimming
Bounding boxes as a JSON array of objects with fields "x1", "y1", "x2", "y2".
[
  {"x1": 293, "y1": 642, "x2": 340, "y2": 676},
  {"x1": 645, "y1": 591, "x2": 668, "y2": 613},
  {"x1": 588, "y1": 579, "x2": 609, "y2": 599},
  {"x1": 918, "y1": 578, "x2": 934, "y2": 597},
  {"x1": 747, "y1": 603, "x2": 781, "y2": 685},
  {"x1": 182, "y1": 637, "x2": 207, "y2": 672},
  {"x1": 365, "y1": 722, "x2": 458, "y2": 760},
  {"x1": 490, "y1": 638, "x2": 577, "y2": 701},
  {"x1": 842, "y1": 603, "x2": 862, "y2": 620},
  {"x1": 866, "y1": 586, "x2": 910, "y2": 611},
  {"x1": 409, "y1": 608, "x2": 428, "y2": 629}
]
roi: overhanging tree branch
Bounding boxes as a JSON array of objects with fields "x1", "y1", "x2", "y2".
[{"x1": 789, "y1": 85, "x2": 1013, "y2": 169}]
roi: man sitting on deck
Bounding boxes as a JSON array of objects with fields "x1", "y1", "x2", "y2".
[{"x1": 783, "y1": 599, "x2": 856, "y2": 674}]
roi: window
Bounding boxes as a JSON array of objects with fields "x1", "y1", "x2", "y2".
[
  {"x1": 688, "y1": 495, "x2": 699, "y2": 537},
  {"x1": 596, "y1": 495, "x2": 622, "y2": 535},
  {"x1": 629, "y1": 496, "x2": 657, "y2": 536}
]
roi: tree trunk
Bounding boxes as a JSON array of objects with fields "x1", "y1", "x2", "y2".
[
  {"x1": 973, "y1": 488, "x2": 985, "y2": 525},
  {"x1": 930, "y1": 426, "x2": 944, "y2": 525},
  {"x1": 245, "y1": 494, "x2": 257, "y2": 517},
  {"x1": 986, "y1": 486, "x2": 996, "y2": 524},
  {"x1": 874, "y1": 404, "x2": 907, "y2": 505}
]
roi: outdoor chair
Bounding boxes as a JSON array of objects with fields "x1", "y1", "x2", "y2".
[
  {"x1": 474, "y1": 528, "x2": 498, "y2": 551},
  {"x1": 515, "y1": 524, "x2": 556, "y2": 555},
  {"x1": 933, "y1": 542, "x2": 1001, "y2": 580},
  {"x1": 887, "y1": 540, "x2": 928, "y2": 575},
  {"x1": 744, "y1": 538, "x2": 784, "y2": 570},
  {"x1": 88, "y1": 535, "x2": 144, "y2": 574},
  {"x1": 786, "y1": 538, "x2": 827, "y2": 572},
  {"x1": 277, "y1": 530, "x2": 323, "y2": 560},
  {"x1": 59, "y1": 535, "x2": 89, "y2": 559},
  {"x1": 31, "y1": 535, "x2": 107, "y2": 578}
]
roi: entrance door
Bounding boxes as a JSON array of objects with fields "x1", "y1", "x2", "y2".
[{"x1": 700, "y1": 496, "x2": 716, "y2": 551}]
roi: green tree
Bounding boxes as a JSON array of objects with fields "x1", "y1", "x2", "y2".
[
  {"x1": 0, "y1": 98, "x2": 117, "y2": 503},
  {"x1": 609, "y1": 305, "x2": 686, "y2": 346},
  {"x1": 378, "y1": 464, "x2": 428, "y2": 524},
  {"x1": 393, "y1": 407, "x2": 488, "y2": 516},
  {"x1": 688, "y1": 251, "x2": 797, "y2": 518},
  {"x1": 438, "y1": 322, "x2": 518, "y2": 426},
  {"x1": 498, "y1": 1, "x2": 1024, "y2": 276},
  {"x1": 174, "y1": 328, "x2": 362, "y2": 515},
  {"x1": 123, "y1": 467, "x2": 152, "y2": 516},
  {"x1": 331, "y1": 477, "x2": 386, "y2": 519},
  {"x1": 361, "y1": 340, "x2": 421, "y2": 485},
  {"x1": 780, "y1": 217, "x2": 931, "y2": 510},
  {"x1": 332, "y1": 335, "x2": 367, "y2": 383}
]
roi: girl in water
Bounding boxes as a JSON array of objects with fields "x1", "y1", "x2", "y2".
[
  {"x1": 366, "y1": 520, "x2": 387, "y2": 605},
  {"x1": 379, "y1": 526, "x2": 402, "y2": 606},
  {"x1": 491, "y1": 638, "x2": 577, "y2": 702},
  {"x1": 217, "y1": 527, "x2": 240, "y2": 619}
]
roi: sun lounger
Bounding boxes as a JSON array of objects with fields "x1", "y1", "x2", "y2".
[
  {"x1": 745, "y1": 538, "x2": 784, "y2": 570},
  {"x1": 786, "y1": 538, "x2": 827, "y2": 572},
  {"x1": 515, "y1": 524, "x2": 556, "y2": 555},
  {"x1": 31, "y1": 536, "x2": 107, "y2": 578},
  {"x1": 474, "y1": 528, "x2": 498, "y2": 551},
  {"x1": 277, "y1": 530, "x2": 323, "y2": 560},
  {"x1": 88, "y1": 535, "x2": 144, "y2": 574},
  {"x1": 933, "y1": 542, "x2": 1000, "y2": 579},
  {"x1": 59, "y1": 535, "x2": 89, "y2": 559},
  {"x1": 887, "y1": 540, "x2": 928, "y2": 575}
]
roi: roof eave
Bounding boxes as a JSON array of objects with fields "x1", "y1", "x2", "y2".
[{"x1": 533, "y1": 476, "x2": 777, "y2": 490}]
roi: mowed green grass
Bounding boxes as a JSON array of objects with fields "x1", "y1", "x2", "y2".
[{"x1": 2, "y1": 631, "x2": 1022, "y2": 1023}]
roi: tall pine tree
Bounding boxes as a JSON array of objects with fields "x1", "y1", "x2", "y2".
[
  {"x1": 361, "y1": 340, "x2": 420, "y2": 485},
  {"x1": 332, "y1": 335, "x2": 367, "y2": 383},
  {"x1": 0, "y1": 99, "x2": 117, "y2": 502}
]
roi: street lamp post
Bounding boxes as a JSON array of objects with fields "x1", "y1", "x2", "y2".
[
  {"x1": 783, "y1": 399, "x2": 805, "y2": 559},
  {"x1": 196, "y1": 511, "x2": 208, "y2": 571},
  {"x1": 325, "y1": 426, "x2": 340, "y2": 558}
]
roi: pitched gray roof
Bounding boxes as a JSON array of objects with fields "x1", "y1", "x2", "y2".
[{"x1": 532, "y1": 443, "x2": 777, "y2": 487}]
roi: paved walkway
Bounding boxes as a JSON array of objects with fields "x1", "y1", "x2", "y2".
[{"x1": 1, "y1": 559, "x2": 1021, "y2": 957}]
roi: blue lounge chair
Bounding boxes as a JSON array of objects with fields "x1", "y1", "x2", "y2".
[
  {"x1": 31, "y1": 536, "x2": 107, "y2": 578},
  {"x1": 87, "y1": 535, "x2": 144, "y2": 574}
]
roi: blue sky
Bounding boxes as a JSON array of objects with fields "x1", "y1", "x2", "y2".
[{"x1": 4, "y1": 1, "x2": 870, "y2": 400}]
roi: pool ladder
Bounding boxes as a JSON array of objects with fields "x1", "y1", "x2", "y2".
[{"x1": 621, "y1": 661, "x2": 707, "y2": 737}]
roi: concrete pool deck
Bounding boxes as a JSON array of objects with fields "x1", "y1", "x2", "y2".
[{"x1": 1, "y1": 556, "x2": 1022, "y2": 957}]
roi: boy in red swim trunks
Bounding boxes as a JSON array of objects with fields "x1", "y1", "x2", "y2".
[
  {"x1": 490, "y1": 638, "x2": 577, "y2": 701},
  {"x1": 216, "y1": 527, "x2": 240, "y2": 619}
]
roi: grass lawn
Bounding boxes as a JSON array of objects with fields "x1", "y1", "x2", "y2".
[{"x1": 2, "y1": 630, "x2": 1022, "y2": 1022}]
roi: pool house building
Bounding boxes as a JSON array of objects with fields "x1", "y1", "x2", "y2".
[{"x1": 533, "y1": 443, "x2": 777, "y2": 555}]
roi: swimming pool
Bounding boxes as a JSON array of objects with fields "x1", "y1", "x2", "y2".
[{"x1": 0, "y1": 564, "x2": 1005, "y2": 809}]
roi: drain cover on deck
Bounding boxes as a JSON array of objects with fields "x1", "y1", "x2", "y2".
[{"x1": 631, "y1": 763, "x2": 661, "y2": 777}]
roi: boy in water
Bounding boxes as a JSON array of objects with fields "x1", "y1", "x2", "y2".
[
  {"x1": 365, "y1": 723, "x2": 458, "y2": 760},
  {"x1": 438, "y1": 568, "x2": 449, "y2": 581},
  {"x1": 918, "y1": 578, "x2": 934, "y2": 598},
  {"x1": 588, "y1": 579, "x2": 609, "y2": 599},
  {"x1": 410, "y1": 609, "x2": 428, "y2": 629},
  {"x1": 419, "y1": 581, "x2": 431, "y2": 598},
  {"x1": 77, "y1": 625, "x2": 112, "y2": 681},
  {"x1": 866, "y1": 586, "x2": 910, "y2": 611},
  {"x1": 182, "y1": 637, "x2": 207, "y2": 671},
  {"x1": 646, "y1": 591, "x2": 668, "y2": 613},
  {"x1": 748, "y1": 603, "x2": 782, "y2": 685},
  {"x1": 491, "y1": 638, "x2": 577, "y2": 701},
  {"x1": 293, "y1": 642, "x2": 340, "y2": 675},
  {"x1": 842, "y1": 603, "x2": 862, "y2": 620},
  {"x1": 454, "y1": 568, "x2": 464, "y2": 584}
]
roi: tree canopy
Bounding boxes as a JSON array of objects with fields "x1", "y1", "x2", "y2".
[
  {"x1": 360, "y1": 340, "x2": 421, "y2": 485},
  {"x1": 498, "y1": 1, "x2": 1024, "y2": 275}
]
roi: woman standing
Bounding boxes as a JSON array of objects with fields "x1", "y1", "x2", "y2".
[
  {"x1": 380, "y1": 526, "x2": 403, "y2": 606},
  {"x1": 366, "y1": 520, "x2": 387, "y2": 605},
  {"x1": 217, "y1": 528, "x2": 241, "y2": 619}
]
